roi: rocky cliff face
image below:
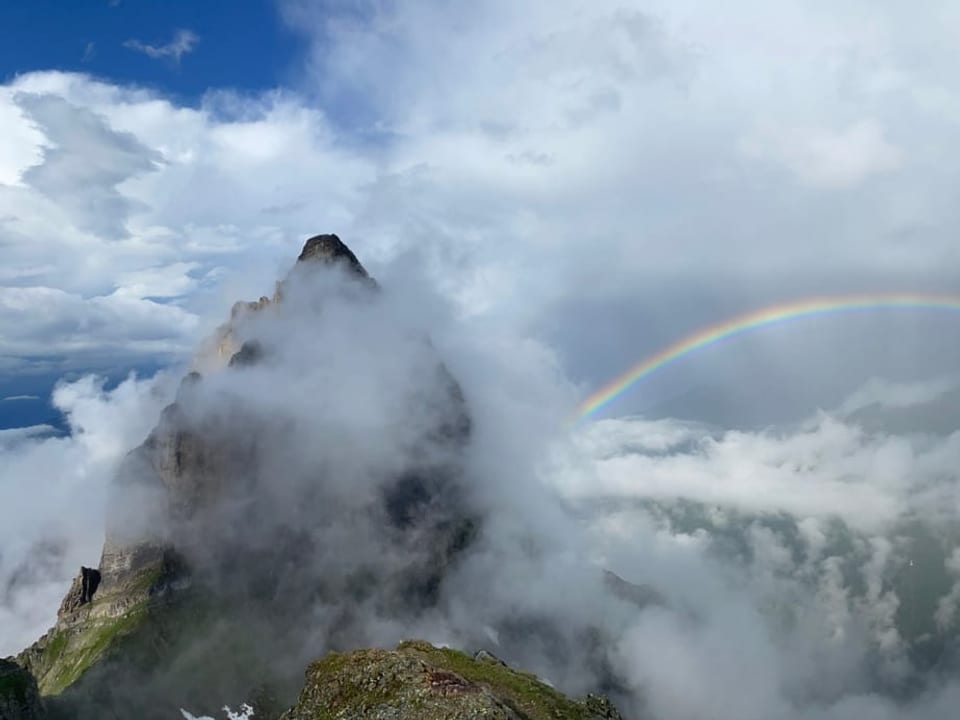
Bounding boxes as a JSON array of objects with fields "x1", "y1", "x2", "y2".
[
  {"x1": 12, "y1": 234, "x2": 483, "y2": 719},
  {"x1": 7, "y1": 234, "x2": 631, "y2": 720}
]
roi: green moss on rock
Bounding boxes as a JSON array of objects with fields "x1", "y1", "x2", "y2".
[
  {"x1": 281, "y1": 640, "x2": 621, "y2": 720},
  {"x1": 17, "y1": 560, "x2": 174, "y2": 697},
  {"x1": 29, "y1": 606, "x2": 149, "y2": 696}
]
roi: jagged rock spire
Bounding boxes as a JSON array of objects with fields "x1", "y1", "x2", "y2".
[{"x1": 297, "y1": 233, "x2": 370, "y2": 278}]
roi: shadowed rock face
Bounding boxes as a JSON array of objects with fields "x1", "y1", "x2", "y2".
[
  {"x1": 227, "y1": 339, "x2": 264, "y2": 368},
  {"x1": 297, "y1": 233, "x2": 370, "y2": 277},
  {"x1": 55, "y1": 567, "x2": 101, "y2": 619},
  {"x1": 0, "y1": 660, "x2": 44, "y2": 720}
]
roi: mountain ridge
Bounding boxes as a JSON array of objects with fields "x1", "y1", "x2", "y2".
[{"x1": 3, "y1": 234, "x2": 626, "y2": 720}]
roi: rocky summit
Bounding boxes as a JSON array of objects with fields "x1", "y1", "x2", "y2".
[
  {"x1": 1, "y1": 235, "x2": 625, "y2": 720},
  {"x1": 281, "y1": 641, "x2": 622, "y2": 720}
]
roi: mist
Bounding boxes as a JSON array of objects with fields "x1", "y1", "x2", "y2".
[
  {"x1": 1, "y1": 245, "x2": 959, "y2": 720},
  {"x1": 2, "y1": 1, "x2": 960, "y2": 718},
  {"x1": 0, "y1": 372, "x2": 175, "y2": 655}
]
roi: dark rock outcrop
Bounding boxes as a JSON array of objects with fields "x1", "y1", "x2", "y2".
[
  {"x1": 474, "y1": 649, "x2": 508, "y2": 667},
  {"x1": 55, "y1": 567, "x2": 100, "y2": 619},
  {"x1": 296, "y1": 233, "x2": 370, "y2": 277},
  {"x1": 0, "y1": 660, "x2": 44, "y2": 720},
  {"x1": 80, "y1": 567, "x2": 100, "y2": 605},
  {"x1": 227, "y1": 339, "x2": 264, "y2": 368}
]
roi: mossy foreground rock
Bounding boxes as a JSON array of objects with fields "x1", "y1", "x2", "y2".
[
  {"x1": 281, "y1": 640, "x2": 622, "y2": 720},
  {"x1": 0, "y1": 660, "x2": 45, "y2": 720}
]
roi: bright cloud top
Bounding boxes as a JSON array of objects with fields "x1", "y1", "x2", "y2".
[{"x1": 1, "y1": 0, "x2": 960, "y2": 384}]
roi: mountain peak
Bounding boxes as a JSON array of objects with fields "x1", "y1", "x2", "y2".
[{"x1": 296, "y1": 233, "x2": 370, "y2": 278}]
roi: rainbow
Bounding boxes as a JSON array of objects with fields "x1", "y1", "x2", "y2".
[{"x1": 577, "y1": 292, "x2": 960, "y2": 419}]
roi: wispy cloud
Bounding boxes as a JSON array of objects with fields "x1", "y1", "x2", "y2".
[
  {"x1": 81, "y1": 42, "x2": 96, "y2": 63},
  {"x1": 123, "y1": 29, "x2": 198, "y2": 63},
  {"x1": 2, "y1": 395, "x2": 40, "y2": 402}
]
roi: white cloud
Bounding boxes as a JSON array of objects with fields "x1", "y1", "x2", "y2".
[
  {"x1": 124, "y1": 29, "x2": 199, "y2": 63},
  {"x1": 0, "y1": 5, "x2": 958, "y2": 717},
  {"x1": 560, "y1": 409, "x2": 960, "y2": 532},
  {"x1": 2, "y1": 1, "x2": 960, "y2": 380},
  {"x1": 0, "y1": 285, "x2": 200, "y2": 358},
  {"x1": 0, "y1": 424, "x2": 56, "y2": 449},
  {"x1": 550, "y1": 383, "x2": 960, "y2": 717},
  {"x1": 743, "y1": 120, "x2": 903, "y2": 189},
  {"x1": 180, "y1": 705, "x2": 254, "y2": 720},
  {"x1": 0, "y1": 372, "x2": 174, "y2": 655},
  {"x1": 0, "y1": 72, "x2": 376, "y2": 366},
  {"x1": 838, "y1": 376, "x2": 960, "y2": 415}
]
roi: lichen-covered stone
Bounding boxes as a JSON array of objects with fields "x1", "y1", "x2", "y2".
[{"x1": 280, "y1": 640, "x2": 622, "y2": 720}]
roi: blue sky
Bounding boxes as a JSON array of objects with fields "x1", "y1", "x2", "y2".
[
  {"x1": 0, "y1": 0, "x2": 303, "y2": 428},
  {"x1": 0, "y1": 1, "x2": 303, "y2": 100}
]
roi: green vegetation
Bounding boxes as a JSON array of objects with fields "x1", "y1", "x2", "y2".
[
  {"x1": 21, "y1": 560, "x2": 169, "y2": 696},
  {"x1": 401, "y1": 640, "x2": 587, "y2": 718},
  {"x1": 38, "y1": 606, "x2": 149, "y2": 695},
  {"x1": 285, "y1": 640, "x2": 619, "y2": 720}
]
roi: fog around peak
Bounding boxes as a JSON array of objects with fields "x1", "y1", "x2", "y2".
[
  {"x1": 2, "y1": 2, "x2": 960, "y2": 718},
  {"x1": 3, "y1": 251, "x2": 960, "y2": 719}
]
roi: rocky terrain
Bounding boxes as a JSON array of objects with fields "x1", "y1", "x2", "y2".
[
  {"x1": 281, "y1": 641, "x2": 622, "y2": 720},
  {"x1": 1, "y1": 235, "x2": 627, "y2": 720}
]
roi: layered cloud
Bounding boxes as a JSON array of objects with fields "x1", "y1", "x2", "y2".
[
  {"x1": 561, "y1": 409, "x2": 960, "y2": 532},
  {"x1": 554, "y1": 380, "x2": 960, "y2": 718}
]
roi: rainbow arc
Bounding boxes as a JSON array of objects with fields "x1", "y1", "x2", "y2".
[{"x1": 577, "y1": 293, "x2": 960, "y2": 419}]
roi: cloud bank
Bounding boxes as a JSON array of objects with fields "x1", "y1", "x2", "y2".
[{"x1": 2, "y1": 0, "x2": 960, "y2": 401}]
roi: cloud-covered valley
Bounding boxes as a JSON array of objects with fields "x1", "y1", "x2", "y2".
[{"x1": 4, "y1": 309, "x2": 960, "y2": 720}]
